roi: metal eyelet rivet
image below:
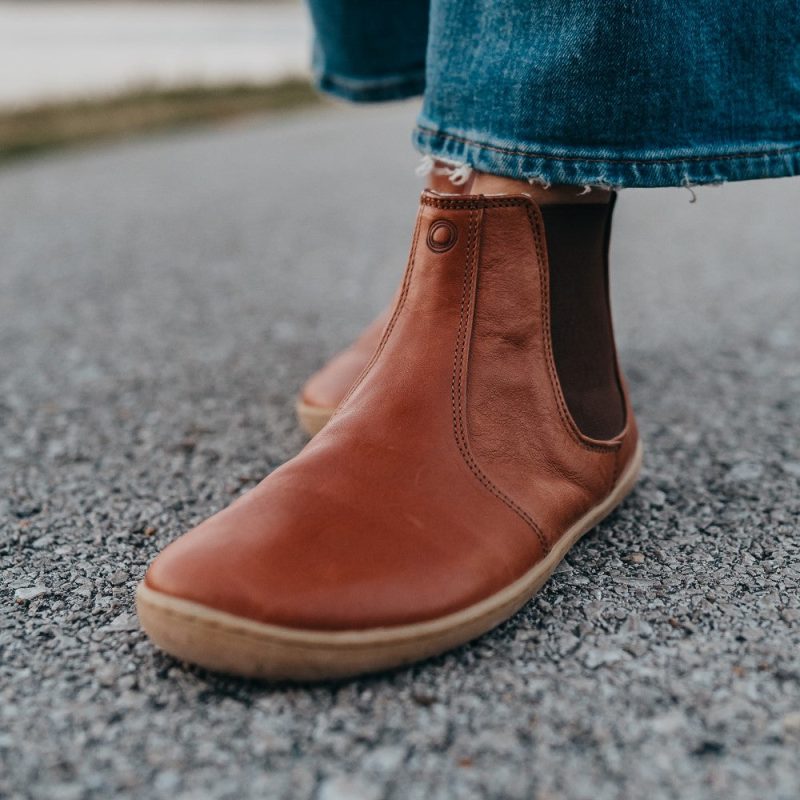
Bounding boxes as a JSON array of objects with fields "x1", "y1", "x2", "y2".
[{"x1": 426, "y1": 219, "x2": 458, "y2": 253}]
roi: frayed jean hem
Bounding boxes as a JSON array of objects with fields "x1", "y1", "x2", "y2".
[{"x1": 413, "y1": 124, "x2": 800, "y2": 188}]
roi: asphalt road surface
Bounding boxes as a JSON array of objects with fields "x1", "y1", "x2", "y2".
[{"x1": 1, "y1": 103, "x2": 799, "y2": 800}]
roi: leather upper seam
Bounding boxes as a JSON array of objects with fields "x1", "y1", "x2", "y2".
[
  {"x1": 451, "y1": 209, "x2": 551, "y2": 556},
  {"x1": 424, "y1": 192, "x2": 619, "y2": 452}
]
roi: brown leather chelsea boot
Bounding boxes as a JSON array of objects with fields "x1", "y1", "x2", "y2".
[{"x1": 137, "y1": 190, "x2": 642, "y2": 681}]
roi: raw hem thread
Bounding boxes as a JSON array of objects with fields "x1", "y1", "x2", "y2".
[{"x1": 413, "y1": 125, "x2": 800, "y2": 188}]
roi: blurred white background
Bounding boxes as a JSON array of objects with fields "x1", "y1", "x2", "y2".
[{"x1": 0, "y1": 1, "x2": 311, "y2": 109}]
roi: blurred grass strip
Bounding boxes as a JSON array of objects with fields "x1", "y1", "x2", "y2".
[{"x1": 0, "y1": 78, "x2": 319, "y2": 163}]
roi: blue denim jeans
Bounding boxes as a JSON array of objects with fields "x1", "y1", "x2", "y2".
[{"x1": 306, "y1": 0, "x2": 800, "y2": 187}]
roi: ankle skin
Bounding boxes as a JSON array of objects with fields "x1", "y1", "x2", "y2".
[{"x1": 471, "y1": 173, "x2": 610, "y2": 204}]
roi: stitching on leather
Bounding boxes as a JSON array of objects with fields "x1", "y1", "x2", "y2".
[
  {"x1": 450, "y1": 209, "x2": 551, "y2": 555},
  {"x1": 345, "y1": 192, "x2": 623, "y2": 456},
  {"x1": 335, "y1": 211, "x2": 424, "y2": 412},
  {"x1": 422, "y1": 196, "x2": 532, "y2": 211},
  {"x1": 524, "y1": 204, "x2": 620, "y2": 455},
  {"x1": 415, "y1": 125, "x2": 800, "y2": 165}
]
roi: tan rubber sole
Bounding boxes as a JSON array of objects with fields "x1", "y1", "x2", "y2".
[
  {"x1": 136, "y1": 439, "x2": 643, "y2": 682},
  {"x1": 296, "y1": 399, "x2": 334, "y2": 436}
]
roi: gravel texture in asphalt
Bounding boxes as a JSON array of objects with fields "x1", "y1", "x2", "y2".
[{"x1": 1, "y1": 103, "x2": 799, "y2": 800}]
